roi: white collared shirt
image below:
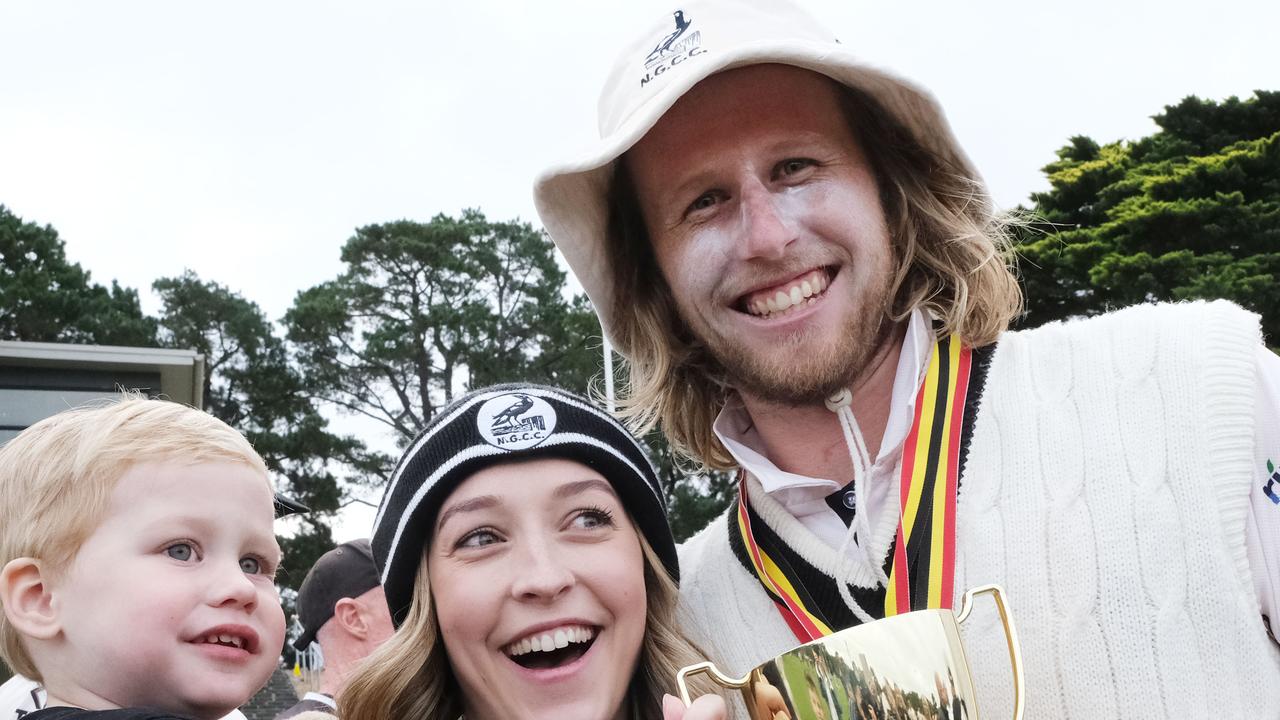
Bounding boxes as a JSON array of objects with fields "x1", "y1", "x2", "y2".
[
  {"x1": 301, "y1": 692, "x2": 337, "y2": 710},
  {"x1": 712, "y1": 308, "x2": 1280, "y2": 629}
]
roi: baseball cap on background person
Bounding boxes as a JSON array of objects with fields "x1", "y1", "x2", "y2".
[
  {"x1": 533, "y1": 0, "x2": 979, "y2": 345},
  {"x1": 274, "y1": 493, "x2": 310, "y2": 518},
  {"x1": 371, "y1": 383, "x2": 676, "y2": 625},
  {"x1": 292, "y1": 539, "x2": 382, "y2": 651}
]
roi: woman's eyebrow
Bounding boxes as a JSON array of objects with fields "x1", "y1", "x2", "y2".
[
  {"x1": 554, "y1": 478, "x2": 617, "y2": 500},
  {"x1": 435, "y1": 494, "x2": 501, "y2": 532}
]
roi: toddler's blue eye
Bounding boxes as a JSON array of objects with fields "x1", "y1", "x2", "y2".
[
  {"x1": 240, "y1": 557, "x2": 261, "y2": 574},
  {"x1": 166, "y1": 543, "x2": 194, "y2": 561}
]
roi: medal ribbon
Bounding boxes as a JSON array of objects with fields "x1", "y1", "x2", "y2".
[
  {"x1": 884, "y1": 334, "x2": 970, "y2": 616},
  {"x1": 735, "y1": 335, "x2": 972, "y2": 643}
]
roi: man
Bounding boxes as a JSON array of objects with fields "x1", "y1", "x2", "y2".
[
  {"x1": 534, "y1": 0, "x2": 1280, "y2": 717},
  {"x1": 274, "y1": 540, "x2": 393, "y2": 720}
]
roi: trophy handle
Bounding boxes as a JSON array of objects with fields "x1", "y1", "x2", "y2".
[
  {"x1": 676, "y1": 660, "x2": 751, "y2": 706},
  {"x1": 956, "y1": 584, "x2": 1025, "y2": 720}
]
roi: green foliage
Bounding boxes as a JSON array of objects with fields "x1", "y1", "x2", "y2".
[
  {"x1": 278, "y1": 523, "x2": 336, "y2": 597},
  {"x1": 286, "y1": 209, "x2": 601, "y2": 437},
  {"x1": 1016, "y1": 91, "x2": 1280, "y2": 341},
  {"x1": 0, "y1": 205, "x2": 156, "y2": 345},
  {"x1": 649, "y1": 431, "x2": 736, "y2": 542},
  {"x1": 152, "y1": 271, "x2": 385, "y2": 590}
]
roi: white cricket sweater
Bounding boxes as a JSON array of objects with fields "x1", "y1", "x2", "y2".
[{"x1": 677, "y1": 301, "x2": 1280, "y2": 719}]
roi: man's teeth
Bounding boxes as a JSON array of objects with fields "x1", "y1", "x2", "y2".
[
  {"x1": 746, "y1": 269, "x2": 830, "y2": 318},
  {"x1": 505, "y1": 625, "x2": 596, "y2": 657},
  {"x1": 201, "y1": 634, "x2": 245, "y2": 649}
]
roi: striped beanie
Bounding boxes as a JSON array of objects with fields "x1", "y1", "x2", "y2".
[{"x1": 371, "y1": 383, "x2": 676, "y2": 626}]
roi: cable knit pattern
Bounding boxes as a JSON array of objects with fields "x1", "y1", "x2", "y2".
[{"x1": 680, "y1": 301, "x2": 1280, "y2": 719}]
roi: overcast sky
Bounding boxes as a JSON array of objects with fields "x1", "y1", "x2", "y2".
[{"x1": 2, "y1": 0, "x2": 1275, "y2": 540}]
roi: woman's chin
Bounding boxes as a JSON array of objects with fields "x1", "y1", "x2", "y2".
[
  {"x1": 469, "y1": 694, "x2": 625, "y2": 720},
  {"x1": 475, "y1": 644, "x2": 629, "y2": 720}
]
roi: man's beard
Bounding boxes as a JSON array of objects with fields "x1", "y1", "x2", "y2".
[{"x1": 692, "y1": 271, "x2": 896, "y2": 406}]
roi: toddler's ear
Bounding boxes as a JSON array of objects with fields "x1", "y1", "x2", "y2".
[{"x1": 0, "y1": 558, "x2": 60, "y2": 639}]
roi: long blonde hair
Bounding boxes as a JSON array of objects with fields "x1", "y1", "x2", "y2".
[
  {"x1": 606, "y1": 81, "x2": 1024, "y2": 470},
  {"x1": 339, "y1": 528, "x2": 711, "y2": 720}
]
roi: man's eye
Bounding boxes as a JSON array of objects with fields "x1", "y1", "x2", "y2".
[
  {"x1": 687, "y1": 192, "x2": 720, "y2": 215},
  {"x1": 777, "y1": 158, "x2": 815, "y2": 177},
  {"x1": 239, "y1": 556, "x2": 261, "y2": 574},
  {"x1": 165, "y1": 543, "x2": 195, "y2": 562}
]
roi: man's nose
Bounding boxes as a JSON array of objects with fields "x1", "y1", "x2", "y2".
[
  {"x1": 509, "y1": 540, "x2": 574, "y2": 602},
  {"x1": 738, "y1": 178, "x2": 796, "y2": 261}
]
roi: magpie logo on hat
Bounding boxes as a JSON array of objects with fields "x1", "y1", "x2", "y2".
[
  {"x1": 645, "y1": 11, "x2": 695, "y2": 67},
  {"x1": 640, "y1": 10, "x2": 704, "y2": 86},
  {"x1": 477, "y1": 392, "x2": 557, "y2": 450}
]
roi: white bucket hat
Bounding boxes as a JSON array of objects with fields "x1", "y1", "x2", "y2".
[{"x1": 533, "y1": 0, "x2": 979, "y2": 347}]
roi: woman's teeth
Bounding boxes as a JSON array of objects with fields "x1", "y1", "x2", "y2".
[
  {"x1": 505, "y1": 625, "x2": 596, "y2": 657},
  {"x1": 745, "y1": 269, "x2": 830, "y2": 318}
]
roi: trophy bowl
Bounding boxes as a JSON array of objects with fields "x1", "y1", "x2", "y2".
[{"x1": 677, "y1": 584, "x2": 1024, "y2": 720}]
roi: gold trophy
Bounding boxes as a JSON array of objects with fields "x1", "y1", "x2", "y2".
[{"x1": 677, "y1": 585, "x2": 1024, "y2": 720}]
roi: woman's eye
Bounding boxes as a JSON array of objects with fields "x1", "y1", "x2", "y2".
[
  {"x1": 458, "y1": 529, "x2": 502, "y2": 549},
  {"x1": 572, "y1": 508, "x2": 616, "y2": 530},
  {"x1": 239, "y1": 556, "x2": 261, "y2": 574},
  {"x1": 165, "y1": 543, "x2": 195, "y2": 562}
]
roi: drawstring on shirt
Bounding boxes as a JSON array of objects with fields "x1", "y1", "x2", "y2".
[{"x1": 824, "y1": 388, "x2": 889, "y2": 624}]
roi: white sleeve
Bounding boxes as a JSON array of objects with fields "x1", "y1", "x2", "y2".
[{"x1": 1249, "y1": 346, "x2": 1280, "y2": 641}]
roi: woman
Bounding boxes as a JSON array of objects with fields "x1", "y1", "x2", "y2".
[{"x1": 339, "y1": 383, "x2": 724, "y2": 720}]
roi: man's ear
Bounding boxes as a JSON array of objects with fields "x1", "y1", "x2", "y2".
[
  {"x1": 332, "y1": 597, "x2": 369, "y2": 640},
  {"x1": 0, "y1": 558, "x2": 61, "y2": 640}
]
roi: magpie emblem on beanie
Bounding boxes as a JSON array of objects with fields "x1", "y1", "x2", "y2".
[{"x1": 477, "y1": 392, "x2": 558, "y2": 450}]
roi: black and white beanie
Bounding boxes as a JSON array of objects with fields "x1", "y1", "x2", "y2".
[{"x1": 371, "y1": 383, "x2": 676, "y2": 626}]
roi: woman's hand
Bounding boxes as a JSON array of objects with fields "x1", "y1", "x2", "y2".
[{"x1": 662, "y1": 693, "x2": 728, "y2": 720}]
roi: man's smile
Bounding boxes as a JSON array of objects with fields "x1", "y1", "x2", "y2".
[{"x1": 739, "y1": 267, "x2": 835, "y2": 319}]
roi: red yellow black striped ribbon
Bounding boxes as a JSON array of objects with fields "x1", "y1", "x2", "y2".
[
  {"x1": 736, "y1": 488, "x2": 833, "y2": 642},
  {"x1": 885, "y1": 334, "x2": 970, "y2": 616},
  {"x1": 735, "y1": 335, "x2": 972, "y2": 643}
]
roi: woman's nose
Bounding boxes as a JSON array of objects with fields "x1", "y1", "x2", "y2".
[{"x1": 508, "y1": 540, "x2": 575, "y2": 602}]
